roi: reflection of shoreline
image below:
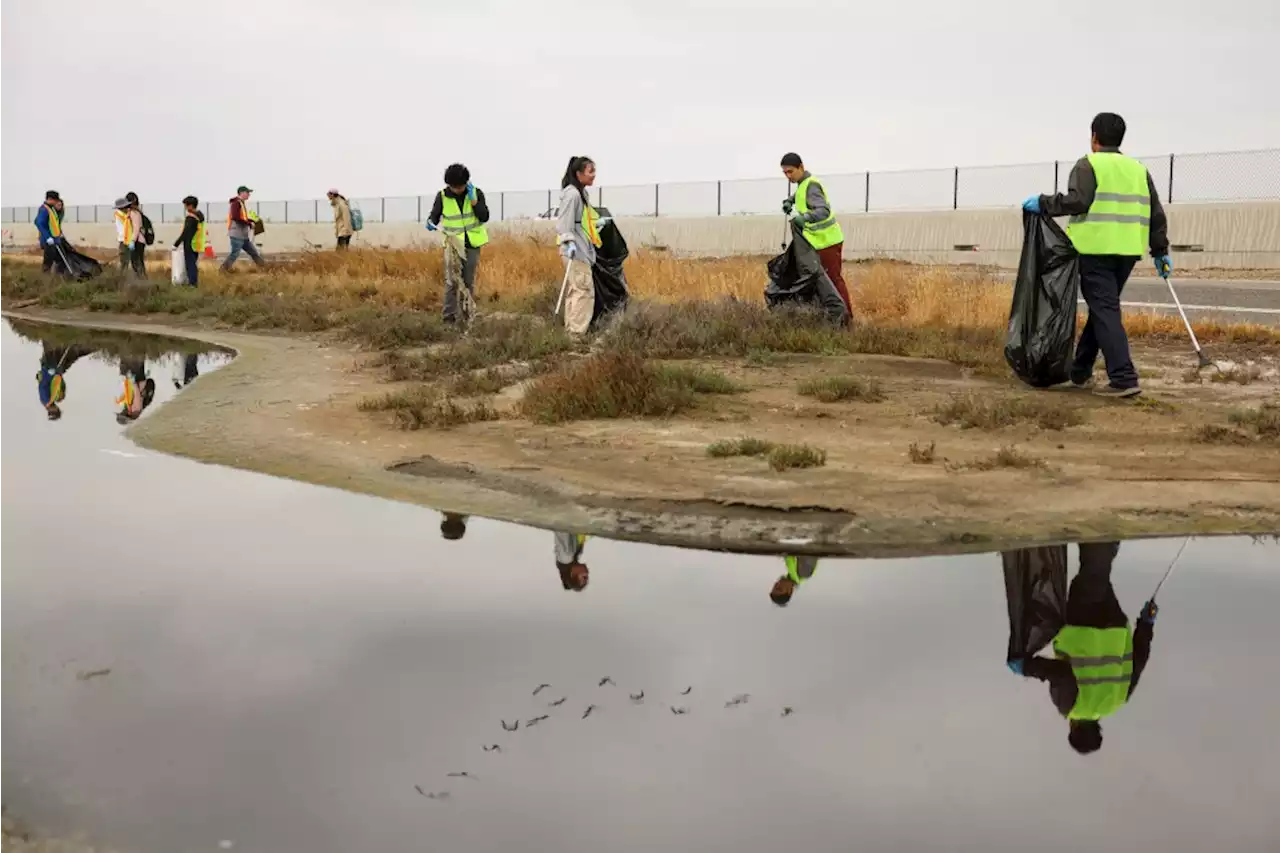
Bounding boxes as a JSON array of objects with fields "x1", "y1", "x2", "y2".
[{"x1": 5, "y1": 310, "x2": 1279, "y2": 557}]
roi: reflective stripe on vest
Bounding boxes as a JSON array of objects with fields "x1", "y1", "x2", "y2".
[
  {"x1": 43, "y1": 203, "x2": 63, "y2": 237},
  {"x1": 794, "y1": 176, "x2": 844, "y2": 251},
  {"x1": 227, "y1": 199, "x2": 253, "y2": 229},
  {"x1": 439, "y1": 192, "x2": 489, "y2": 248},
  {"x1": 117, "y1": 375, "x2": 142, "y2": 417},
  {"x1": 582, "y1": 203, "x2": 602, "y2": 248},
  {"x1": 114, "y1": 209, "x2": 134, "y2": 245},
  {"x1": 784, "y1": 555, "x2": 819, "y2": 585},
  {"x1": 1053, "y1": 625, "x2": 1135, "y2": 720},
  {"x1": 1066, "y1": 153, "x2": 1151, "y2": 256}
]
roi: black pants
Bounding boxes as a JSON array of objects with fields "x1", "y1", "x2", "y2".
[
  {"x1": 337, "y1": 235, "x2": 351, "y2": 250},
  {"x1": 42, "y1": 243, "x2": 61, "y2": 273},
  {"x1": 1073, "y1": 255, "x2": 1138, "y2": 389},
  {"x1": 119, "y1": 243, "x2": 147, "y2": 277},
  {"x1": 183, "y1": 248, "x2": 199, "y2": 286},
  {"x1": 1065, "y1": 542, "x2": 1128, "y2": 629}
]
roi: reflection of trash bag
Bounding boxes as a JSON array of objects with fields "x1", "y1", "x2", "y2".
[
  {"x1": 1003, "y1": 545, "x2": 1068, "y2": 661},
  {"x1": 590, "y1": 207, "x2": 629, "y2": 329},
  {"x1": 1006, "y1": 212, "x2": 1079, "y2": 387},
  {"x1": 54, "y1": 243, "x2": 103, "y2": 281},
  {"x1": 763, "y1": 237, "x2": 848, "y2": 326}
]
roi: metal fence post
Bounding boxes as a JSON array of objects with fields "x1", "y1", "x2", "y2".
[
  {"x1": 416, "y1": 195, "x2": 422, "y2": 221},
  {"x1": 547, "y1": 189, "x2": 552, "y2": 217},
  {"x1": 1168, "y1": 153, "x2": 1175, "y2": 203},
  {"x1": 952, "y1": 167, "x2": 959, "y2": 210},
  {"x1": 1053, "y1": 160, "x2": 1059, "y2": 193},
  {"x1": 380, "y1": 197, "x2": 386, "y2": 223},
  {"x1": 95, "y1": 204, "x2": 99, "y2": 223},
  {"x1": 500, "y1": 191, "x2": 505, "y2": 221},
  {"x1": 717, "y1": 180, "x2": 722, "y2": 216},
  {"x1": 599, "y1": 187, "x2": 604, "y2": 209},
  {"x1": 314, "y1": 199, "x2": 319, "y2": 222},
  {"x1": 864, "y1": 173, "x2": 870, "y2": 213},
  {"x1": 654, "y1": 183, "x2": 659, "y2": 217},
  {"x1": 284, "y1": 202, "x2": 289, "y2": 224},
  {"x1": 161, "y1": 203, "x2": 167, "y2": 224}
]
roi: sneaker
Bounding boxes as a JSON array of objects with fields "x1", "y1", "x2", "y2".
[
  {"x1": 1053, "y1": 374, "x2": 1093, "y2": 389},
  {"x1": 1093, "y1": 384, "x2": 1142, "y2": 399}
]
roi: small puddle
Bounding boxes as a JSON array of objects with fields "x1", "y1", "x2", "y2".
[{"x1": 2, "y1": 320, "x2": 1279, "y2": 852}]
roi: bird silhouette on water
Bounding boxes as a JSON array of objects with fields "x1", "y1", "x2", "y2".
[
  {"x1": 680, "y1": 686, "x2": 693, "y2": 695},
  {"x1": 599, "y1": 676, "x2": 615, "y2": 687},
  {"x1": 501, "y1": 719, "x2": 519, "y2": 732},
  {"x1": 671, "y1": 706, "x2": 689, "y2": 716},
  {"x1": 548, "y1": 696, "x2": 567, "y2": 707},
  {"x1": 582, "y1": 704, "x2": 598, "y2": 719},
  {"x1": 781, "y1": 707, "x2": 794, "y2": 718},
  {"x1": 725, "y1": 694, "x2": 750, "y2": 708},
  {"x1": 415, "y1": 786, "x2": 450, "y2": 800},
  {"x1": 526, "y1": 715, "x2": 550, "y2": 727},
  {"x1": 447, "y1": 772, "x2": 478, "y2": 780},
  {"x1": 533, "y1": 683, "x2": 551, "y2": 696},
  {"x1": 630, "y1": 691, "x2": 645, "y2": 703},
  {"x1": 482, "y1": 744, "x2": 502, "y2": 753}
]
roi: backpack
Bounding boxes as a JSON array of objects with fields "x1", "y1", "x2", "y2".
[
  {"x1": 141, "y1": 213, "x2": 156, "y2": 246},
  {"x1": 349, "y1": 202, "x2": 364, "y2": 232}
]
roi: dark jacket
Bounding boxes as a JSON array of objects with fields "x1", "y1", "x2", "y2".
[
  {"x1": 428, "y1": 187, "x2": 490, "y2": 249},
  {"x1": 174, "y1": 211, "x2": 206, "y2": 251},
  {"x1": 1038, "y1": 148, "x2": 1169, "y2": 256},
  {"x1": 1022, "y1": 620, "x2": 1155, "y2": 716}
]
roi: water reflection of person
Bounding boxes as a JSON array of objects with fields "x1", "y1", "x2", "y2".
[
  {"x1": 116, "y1": 356, "x2": 157, "y2": 424},
  {"x1": 440, "y1": 512, "x2": 469, "y2": 541},
  {"x1": 174, "y1": 353, "x2": 200, "y2": 388},
  {"x1": 1005, "y1": 542, "x2": 1157, "y2": 755},
  {"x1": 770, "y1": 556, "x2": 818, "y2": 606},
  {"x1": 554, "y1": 532, "x2": 589, "y2": 591},
  {"x1": 36, "y1": 343, "x2": 95, "y2": 420}
]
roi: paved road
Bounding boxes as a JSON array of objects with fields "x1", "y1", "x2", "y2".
[{"x1": 997, "y1": 275, "x2": 1280, "y2": 326}]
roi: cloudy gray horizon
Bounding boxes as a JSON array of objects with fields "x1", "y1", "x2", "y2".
[{"x1": 3, "y1": 0, "x2": 1278, "y2": 207}]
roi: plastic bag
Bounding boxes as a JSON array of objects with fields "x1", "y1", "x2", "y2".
[
  {"x1": 1006, "y1": 212, "x2": 1080, "y2": 387},
  {"x1": 763, "y1": 237, "x2": 848, "y2": 326},
  {"x1": 1002, "y1": 545, "x2": 1068, "y2": 661},
  {"x1": 590, "y1": 207, "x2": 629, "y2": 329},
  {"x1": 171, "y1": 248, "x2": 188, "y2": 285},
  {"x1": 52, "y1": 243, "x2": 103, "y2": 280}
]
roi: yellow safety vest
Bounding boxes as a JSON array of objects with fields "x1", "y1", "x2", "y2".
[
  {"x1": 784, "y1": 555, "x2": 819, "y2": 585},
  {"x1": 117, "y1": 375, "x2": 142, "y2": 418},
  {"x1": 1053, "y1": 625, "x2": 1135, "y2": 720},
  {"x1": 439, "y1": 192, "x2": 489, "y2": 248},
  {"x1": 43, "y1": 202, "x2": 63, "y2": 237},
  {"x1": 114, "y1": 209, "x2": 134, "y2": 245},
  {"x1": 794, "y1": 176, "x2": 844, "y2": 251},
  {"x1": 581, "y1": 203, "x2": 602, "y2": 248},
  {"x1": 187, "y1": 214, "x2": 206, "y2": 252},
  {"x1": 1066, "y1": 152, "x2": 1152, "y2": 257}
]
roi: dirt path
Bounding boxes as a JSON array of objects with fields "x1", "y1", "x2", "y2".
[{"x1": 6, "y1": 308, "x2": 1278, "y2": 556}]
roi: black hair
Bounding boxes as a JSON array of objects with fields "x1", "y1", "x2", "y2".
[
  {"x1": 780, "y1": 152, "x2": 803, "y2": 168},
  {"x1": 444, "y1": 163, "x2": 470, "y2": 187},
  {"x1": 770, "y1": 576, "x2": 794, "y2": 607},
  {"x1": 1091, "y1": 113, "x2": 1126, "y2": 148},
  {"x1": 561, "y1": 156, "x2": 595, "y2": 205},
  {"x1": 182, "y1": 195, "x2": 199, "y2": 209},
  {"x1": 1068, "y1": 721, "x2": 1103, "y2": 755},
  {"x1": 45, "y1": 190, "x2": 60, "y2": 201},
  {"x1": 125, "y1": 191, "x2": 139, "y2": 204},
  {"x1": 556, "y1": 561, "x2": 588, "y2": 591},
  {"x1": 440, "y1": 514, "x2": 467, "y2": 541}
]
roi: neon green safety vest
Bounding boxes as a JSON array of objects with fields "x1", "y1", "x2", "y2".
[
  {"x1": 1052, "y1": 625, "x2": 1134, "y2": 720},
  {"x1": 439, "y1": 192, "x2": 489, "y2": 248},
  {"x1": 1066, "y1": 152, "x2": 1152, "y2": 257},
  {"x1": 794, "y1": 176, "x2": 844, "y2": 251},
  {"x1": 784, "y1": 555, "x2": 819, "y2": 585},
  {"x1": 188, "y1": 215, "x2": 206, "y2": 253}
]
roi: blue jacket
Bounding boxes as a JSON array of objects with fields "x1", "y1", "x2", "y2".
[{"x1": 35, "y1": 204, "x2": 61, "y2": 244}]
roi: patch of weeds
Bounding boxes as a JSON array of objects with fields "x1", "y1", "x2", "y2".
[
  {"x1": 448, "y1": 368, "x2": 509, "y2": 396},
  {"x1": 1227, "y1": 402, "x2": 1280, "y2": 441},
  {"x1": 1191, "y1": 424, "x2": 1254, "y2": 445},
  {"x1": 1130, "y1": 395, "x2": 1179, "y2": 414},
  {"x1": 707, "y1": 437, "x2": 776, "y2": 458},
  {"x1": 767, "y1": 443, "x2": 827, "y2": 472},
  {"x1": 933, "y1": 392, "x2": 1085, "y2": 431},
  {"x1": 1181, "y1": 368, "x2": 1204, "y2": 384},
  {"x1": 379, "y1": 317, "x2": 572, "y2": 381},
  {"x1": 340, "y1": 305, "x2": 450, "y2": 349},
  {"x1": 745, "y1": 349, "x2": 783, "y2": 367},
  {"x1": 655, "y1": 364, "x2": 745, "y2": 394},
  {"x1": 797, "y1": 375, "x2": 885, "y2": 403},
  {"x1": 1210, "y1": 364, "x2": 1262, "y2": 385},
  {"x1": 519, "y1": 351, "x2": 698, "y2": 424},
  {"x1": 908, "y1": 441, "x2": 937, "y2": 464},
  {"x1": 960, "y1": 445, "x2": 1048, "y2": 471},
  {"x1": 358, "y1": 386, "x2": 499, "y2": 430}
]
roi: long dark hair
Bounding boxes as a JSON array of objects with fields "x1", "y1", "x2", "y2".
[{"x1": 561, "y1": 156, "x2": 594, "y2": 205}]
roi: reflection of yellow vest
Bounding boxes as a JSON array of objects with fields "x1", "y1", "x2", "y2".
[
  {"x1": 784, "y1": 555, "x2": 818, "y2": 584},
  {"x1": 1053, "y1": 625, "x2": 1135, "y2": 720},
  {"x1": 117, "y1": 375, "x2": 142, "y2": 418}
]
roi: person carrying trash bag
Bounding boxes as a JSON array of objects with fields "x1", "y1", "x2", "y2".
[
  {"x1": 172, "y1": 196, "x2": 206, "y2": 287},
  {"x1": 425, "y1": 164, "x2": 491, "y2": 325},
  {"x1": 35, "y1": 190, "x2": 66, "y2": 272},
  {"x1": 1023, "y1": 112, "x2": 1170, "y2": 398},
  {"x1": 1003, "y1": 542, "x2": 1158, "y2": 756},
  {"x1": 587, "y1": 206, "x2": 630, "y2": 331},
  {"x1": 556, "y1": 156, "x2": 608, "y2": 337},
  {"x1": 763, "y1": 234, "x2": 849, "y2": 325},
  {"x1": 781, "y1": 153, "x2": 851, "y2": 318}
]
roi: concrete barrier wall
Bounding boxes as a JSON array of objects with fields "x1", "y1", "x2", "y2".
[{"x1": 5, "y1": 202, "x2": 1278, "y2": 269}]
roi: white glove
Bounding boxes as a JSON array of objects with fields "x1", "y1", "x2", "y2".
[
  {"x1": 596, "y1": 216, "x2": 613, "y2": 230},
  {"x1": 46, "y1": 237, "x2": 57, "y2": 246},
  {"x1": 562, "y1": 241, "x2": 576, "y2": 260}
]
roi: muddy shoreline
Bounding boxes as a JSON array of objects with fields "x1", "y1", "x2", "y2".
[{"x1": 5, "y1": 308, "x2": 1278, "y2": 556}]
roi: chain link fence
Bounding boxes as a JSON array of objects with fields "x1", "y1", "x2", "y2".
[{"x1": 5, "y1": 148, "x2": 1277, "y2": 226}]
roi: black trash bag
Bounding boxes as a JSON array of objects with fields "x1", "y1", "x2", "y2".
[
  {"x1": 1006, "y1": 212, "x2": 1080, "y2": 387},
  {"x1": 590, "y1": 207, "x2": 629, "y2": 329},
  {"x1": 53, "y1": 242, "x2": 103, "y2": 280},
  {"x1": 1002, "y1": 545, "x2": 1068, "y2": 662},
  {"x1": 763, "y1": 237, "x2": 848, "y2": 326}
]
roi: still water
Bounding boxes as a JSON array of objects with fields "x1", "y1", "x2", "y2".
[{"x1": 2, "y1": 319, "x2": 1278, "y2": 852}]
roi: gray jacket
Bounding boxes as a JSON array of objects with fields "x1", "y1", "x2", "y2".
[
  {"x1": 556, "y1": 185, "x2": 597, "y2": 266},
  {"x1": 788, "y1": 171, "x2": 832, "y2": 232},
  {"x1": 1038, "y1": 148, "x2": 1169, "y2": 256}
]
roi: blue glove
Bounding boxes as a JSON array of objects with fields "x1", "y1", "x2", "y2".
[
  {"x1": 1140, "y1": 599, "x2": 1159, "y2": 624},
  {"x1": 1022, "y1": 195, "x2": 1041, "y2": 214},
  {"x1": 425, "y1": 221, "x2": 438, "y2": 232},
  {"x1": 466, "y1": 182, "x2": 476, "y2": 203},
  {"x1": 1007, "y1": 659, "x2": 1025, "y2": 675},
  {"x1": 1154, "y1": 255, "x2": 1172, "y2": 279}
]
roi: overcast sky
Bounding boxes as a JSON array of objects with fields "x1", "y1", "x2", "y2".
[{"x1": 3, "y1": 0, "x2": 1278, "y2": 206}]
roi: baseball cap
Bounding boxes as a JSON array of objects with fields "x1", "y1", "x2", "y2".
[
  {"x1": 114, "y1": 197, "x2": 130, "y2": 209},
  {"x1": 237, "y1": 185, "x2": 253, "y2": 194}
]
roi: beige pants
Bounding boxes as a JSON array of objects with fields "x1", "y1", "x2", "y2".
[{"x1": 562, "y1": 258, "x2": 595, "y2": 336}]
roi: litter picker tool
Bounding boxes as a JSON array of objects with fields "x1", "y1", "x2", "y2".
[
  {"x1": 1150, "y1": 536, "x2": 1191, "y2": 601},
  {"x1": 1163, "y1": 275, "x2": 1214, "y2": 371},
  {"x1": 553, "y1": 253, "x2": 574, "y2": 317}
]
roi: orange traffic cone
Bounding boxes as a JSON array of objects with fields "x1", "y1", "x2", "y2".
[{"x1": 203, "y1": 234, "x2": 215, "y2": 259}]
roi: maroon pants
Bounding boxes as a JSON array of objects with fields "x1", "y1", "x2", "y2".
[{"x1": 816, "y1": 243, "x2": 851, "y2": 317}]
